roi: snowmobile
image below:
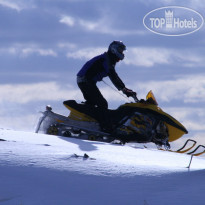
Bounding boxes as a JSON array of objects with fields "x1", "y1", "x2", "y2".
[{"x1": 35, "y1": 91, "x2": 188, "y2": 149}]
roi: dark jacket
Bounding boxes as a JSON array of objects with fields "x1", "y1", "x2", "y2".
[{"x1": 77, "y1": 52, "x2": 125, "y2": 91}]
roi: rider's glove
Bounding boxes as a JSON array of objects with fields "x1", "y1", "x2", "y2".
[{"x1": 122, "y1": 87, "x2": 136, "y2": 97}]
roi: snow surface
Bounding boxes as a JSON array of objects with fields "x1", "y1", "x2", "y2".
[{"x1": 0, "y1": 129, "x2": 205, "y2": 205}]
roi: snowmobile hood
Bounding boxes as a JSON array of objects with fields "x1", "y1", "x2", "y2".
[{"x1": 120, "y1": 102, "x2": 188, "y2": 142}]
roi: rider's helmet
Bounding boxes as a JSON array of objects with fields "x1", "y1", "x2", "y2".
[{"x1": 108, "y1": 41, "x2": 126, "y2": 61}]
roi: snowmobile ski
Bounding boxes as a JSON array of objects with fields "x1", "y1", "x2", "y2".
[
  {"x1": 187, "y1": 144, "x2": 205, "y2": 156},
  {"x1": 159, "y1": 139, "x2": 205, "y2": 156},
  {"x1": 175, "y1": 139, "x2": 196, "y2": 153}
]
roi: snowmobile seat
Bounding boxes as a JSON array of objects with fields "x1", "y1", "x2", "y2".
[
  {"x1": 63, "y1": 100, "x2": 116, "y2": 122},
  {"x1": 63, "y1": 100, "x2": 133, "y2": 126}
]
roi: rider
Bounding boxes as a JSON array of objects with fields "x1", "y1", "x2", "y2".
[{"x1": 77, "y1": 40, "x2": 136, "y2": 109}]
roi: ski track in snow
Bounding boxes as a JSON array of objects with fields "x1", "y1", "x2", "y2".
[{"x1": 0, "y1": 129, "x2": 205, "y2": 205}]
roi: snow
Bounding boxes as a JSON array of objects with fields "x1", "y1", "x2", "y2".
[{"x1": 0, "y1": 129, "x2": 205, "y2": 205}]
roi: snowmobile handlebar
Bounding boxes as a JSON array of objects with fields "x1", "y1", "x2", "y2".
[{"x1": 132, "y1": 93, "x2": 139, "y2": 103}]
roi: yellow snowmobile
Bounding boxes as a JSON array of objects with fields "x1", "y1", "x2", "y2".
[{"x1": 36, "y1": 91, "x2": 188, "y2": 149}]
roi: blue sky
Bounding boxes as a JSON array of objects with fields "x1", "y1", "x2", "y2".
[{"x1": 0, "y1": 0, "x2": 205, "y2": 145}]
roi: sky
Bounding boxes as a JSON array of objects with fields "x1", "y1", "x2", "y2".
[{"x1": 0, "y1": 0, "x2": 205, "y2": 145}]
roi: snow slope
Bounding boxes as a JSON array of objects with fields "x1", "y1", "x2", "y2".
[{"x1": 0, "y1": 129, "x2": 205, "y2": 205}]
